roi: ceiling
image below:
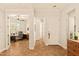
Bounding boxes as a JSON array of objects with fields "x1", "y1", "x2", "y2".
[
  {"x1": 0, "y1": 3, "x2": 71, "y2": 17},
  {"x1": 9, "y1": 14, "x2": 29, "y2": 20},
  {"x1": 0, "y1": 3, "x2": 33, "y2": 9},
  {"x1": 0, "y1": 3, "x2": 68, "y2": 10},
  {"x1": 33, "y1": 3, "x2": 67, "y2": 9}
]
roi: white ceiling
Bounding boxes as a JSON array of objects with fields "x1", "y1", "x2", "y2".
[
  {"x1": 0, "y1": 3, "x2": 70, "y2": 17},
  {"x1": 0, "y1": 3, "x2": 33, "y2": 9},
  {"x1": 0, "y1": 3, "x2": 68, "y2": 10},
  {"x1": 9, "y1": 14, "x2": 29, "y2": 20},
  {"x1": 33, "y1": 3, "x2": 67, "y2": 9}
]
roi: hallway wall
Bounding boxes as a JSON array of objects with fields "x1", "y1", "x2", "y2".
[
  {"x1": 59, "y1": 4, "x2": 76, "y2": 49},
  {"x1": 75, "y1": 4, "x2": 79, "y2": 33},
  {"x1": 35, "y1": 7, "x2": 60, "y2": 45},
  {"x1": 0, "y1": 9, "x2": 6, "y2": 52}
]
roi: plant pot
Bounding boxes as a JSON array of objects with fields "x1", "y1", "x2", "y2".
[{"x1": 74, "y1": 36, "x2": 78, "y2": 40}]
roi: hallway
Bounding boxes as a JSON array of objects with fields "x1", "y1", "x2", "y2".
[{"x1": 0, "y1": 39, "x2": 66, "y2": 56}]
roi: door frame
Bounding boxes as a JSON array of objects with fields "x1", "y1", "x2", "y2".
[
  {"x1": 5, "y1": 14, "x2": 11, "y2": 49},
  {"x1": 67, "y1": 8, "x2": 76, "y2": 40}
]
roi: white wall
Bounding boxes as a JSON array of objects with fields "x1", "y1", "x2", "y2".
[
  {"x1": 29, "y1": 16, "x2": 35, "y2": 49},
  {"x1": 0, "y1": 9, "x2": 6, "y2": 52},
  {"x1": 35, "y1": 7, "x2": 60, "y2": 45},
  {"x1": 59, "y1": 4, "x2": 76, "y2": 49},
  {"x1": 47, "y1": 16, "x2": 60, "y2": 45},
  {"x1": 59, "y1": 11, "x2": 68, "y2": 49},
  {"x1": 34, "y1": 18, "x2": 40, "y2": 40},
  {"x1": 75, "y1": 4, "x2": 79, "y2": 33}
]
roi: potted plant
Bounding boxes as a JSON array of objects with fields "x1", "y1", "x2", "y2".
[{"x1": 74, "y1": 33, "x2": 78, "y2": 40}]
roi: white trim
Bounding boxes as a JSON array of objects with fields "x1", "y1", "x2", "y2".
[
  {"x1": 47, "y1": 41, "x2": 67, "y2": 49},
  {"x1": 47, "y1": 43, "x2": 59, "y2": 46},
  {"x1": 43, "y1": 40, "x2": 49, "y2": 46},
  {"x1": 29, "y1": 46, "x2": 34, "y2": 50},
  {"x1": 58, "y1": 43, "x2": 67, "y2": 49},
  {"x1": 0, "y1": 47, "x2": 8, "y2": 53}
]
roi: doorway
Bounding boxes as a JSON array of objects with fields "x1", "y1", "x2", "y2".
[
  {"x1": 67, "y1": 9, "x2": 76, "y2": 40},
  {"x1": 34, "y1": 17, "x2": 47, "y2": 48},
  {"x1": 6, "y1": 14, "x2": 30, "y2": 49}
]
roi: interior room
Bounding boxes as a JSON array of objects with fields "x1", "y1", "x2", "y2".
[
  {"x1": 0, "y1": 3, "x2": 79, "y2": 56},
  {"x1": 8, "y1": 14, "x2": 29, "y2": 47},
  {"x1": 8, "y1": 14, "x2": 28, "y2": 39}
]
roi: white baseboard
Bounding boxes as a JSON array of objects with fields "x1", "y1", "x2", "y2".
[
  {"x1": 29, "y1": 47, "x2": 34, "y2": 50},
  {"x1": 58, "y1": 43, "x2": 67, "y2": 49},
  {"x1": 44, "y1": 42, "x2": 49, "y2": 46},
  {"x1": 47, "y1": 42, "x2": 67, "y2": 49},
  {"x1": 0, "y1": 48, "x2": 7, "y2": 53},
  {"x1": 0, "y1": 45, "x2": 10, "y2": 53},
  {"x1": 47, "y1": 42, "x2": 59, "y2": 45},
  {"x1": 29, "y1": 45, "x2": 34, "y2": 50}
]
